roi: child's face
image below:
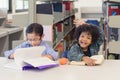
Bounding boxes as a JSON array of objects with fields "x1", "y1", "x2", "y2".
[
  {"x1": 27, "y1": 33, "x2": 42, "y2": 46},
  {"x1": 78, "y1": 32, "x2": 92, "y2": 51}
]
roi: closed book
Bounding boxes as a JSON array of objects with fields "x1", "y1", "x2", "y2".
[
  {"x1": 70, "y1": 55, "x2": 104, "y2": 66},
  {"x1": 36, "y1": 4, "x2": 53, "y2": 14}
]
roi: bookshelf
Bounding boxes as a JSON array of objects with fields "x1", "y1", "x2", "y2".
[
  {"x1": 103, "y1": 1, "x2": 120, "y2": 58},
  {"x1": 29, "y1": 0, "x2": 77, "y2": 53}
]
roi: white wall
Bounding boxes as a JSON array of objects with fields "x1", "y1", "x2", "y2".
[
  {"x1": 74, "y1": 0, "x2": 102, "y2": 7},
  {"x1": 74, "y1": 0, "x2": 103, "y2": 19}
]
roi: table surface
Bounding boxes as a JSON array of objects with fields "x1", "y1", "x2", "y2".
[{"x1": 1, "y1": 57, "x2": 120, "y2": 80}]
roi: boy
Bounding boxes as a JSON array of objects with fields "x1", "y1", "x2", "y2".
[{"x1": 4, "y1": 23, "x2": 58, "y2": 60}]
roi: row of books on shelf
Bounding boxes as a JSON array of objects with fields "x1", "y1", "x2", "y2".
[
  {"x1": 106, "y1": 0, "x2": 120, "y2": 2},
  {"x1": 42, "y1": 15, "x2": 74, "y2": 47},
  {"x1": 103, "y1": 1, "x2": 120, "y2": 27},
  {"x1": 36, "y1": 0, "x2": 76, "y2": 2},
  {"x1": 108, "y1": 3, "x2": 120, "y2": 28},
  {"x1": 108, "y1": 4, "x2": 120, "y2": 16},
  {"x1": 36, "y1": 2, "x2": 75, "y2": 24},
  {"x1": 53, "y1": 18, "x2": 74, "y2": 46},
  {"x1": 36, "y1": 2, "x2": 74, "y2": 14}
]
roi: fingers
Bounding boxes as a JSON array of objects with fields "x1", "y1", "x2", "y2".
[
  {"x1": 73, "y1": 19, "x2": 86, "y2": 27},
  {"x1": 87, "y1": 62, "x2": 96, "y2": 66},
  {"x1": 86, "y1": 59, "x2": 96, "y2": 66},
  {"x1": 82, "y1": 56, "x2": 96, "y2": 66}
]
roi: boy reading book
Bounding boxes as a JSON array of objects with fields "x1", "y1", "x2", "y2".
[
  {"x1": 4, "y1": 46, "x2": 59, "y2": 70},
  {"x1": 4, "y1": 23, "x2": 58, "y2": 61},
  {"x1": 67, "y1": 20, "x2": 104, "y2": 66}
]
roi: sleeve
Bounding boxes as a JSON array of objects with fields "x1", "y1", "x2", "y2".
[
  {"x1": 42, "y1": 43, "x2": 58, "y2": 61},
  {"x1": 67, "y1": 44, "x2": 84, "y2": 61},
  {"x1": 4, "y1": 42, "x2": 28, "y2": 58},
  {"x1": 91, "y1": 26, "x2": 104, "y2": 52}
]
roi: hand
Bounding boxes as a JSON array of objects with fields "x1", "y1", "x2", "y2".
[
  {"x1": 9, "y1": 53, "x2": 14, "y2": 59},
  {"x1": 82, "y1": 56, "x2": 96, "y2": 66},
  {"x1": 41, "y1": 54, "x2": 54, "y2": 61},
  {"x1": 73, "y1": 19, "x2": 86, "y2": 27}
]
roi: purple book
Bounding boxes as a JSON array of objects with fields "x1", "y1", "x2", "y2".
[{"x1": 22, "y1": 64, "x2": 59, "y2": 70}]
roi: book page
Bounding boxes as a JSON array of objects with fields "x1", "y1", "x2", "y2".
[
  {"x1": 14, "y1": 46, "x2": 46, "y2": 67},
  {"x1": 4, "y1": 61, "x2": 22, "y2": 70}
]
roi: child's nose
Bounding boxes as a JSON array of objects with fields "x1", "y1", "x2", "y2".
[
  {"x1": 83, "y1": 38, "x2": 87, "y2": 41},
  {"x1": 31, "y1": 41, "x2": 36, "y2": 46}
]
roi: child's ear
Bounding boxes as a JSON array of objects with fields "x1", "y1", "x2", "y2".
[{"x1": 41, "y1": 34, "x2": 45, "y2": 38}]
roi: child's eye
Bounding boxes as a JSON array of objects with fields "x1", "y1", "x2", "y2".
[
  {"x1": 87, "y1": 37, "x2": 91, "y2": 40},
  {"x1": 81, "y1": 35, "x2": 84, "y2": 38}
]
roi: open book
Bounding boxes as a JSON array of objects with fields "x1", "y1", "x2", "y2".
[
  {"x1": 70, "y1": 55, "x2": 104, "y2": 66},
  {"x1": 4, "y1": 46, "x2": 59, "y2": 70}
]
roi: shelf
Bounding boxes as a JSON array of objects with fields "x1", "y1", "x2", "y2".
[
  {"x1": 109, "y1": 41, "x2": 120, "y2": 54},
  {"x1": 0, "y1": 27, "x2": 23, "y2": 56},
  {"x1": 104, "y1": 1, "x2": 120, "y2": 3},
  {"x1": 80, "y1": 7, "x2": 103, "y2": 19},
  {"x1": 0, "y1": 27, "x2": 23, "y2": 34},
  {"x1": 53, "y1": 27, "x2": 75, "y2": 49},
  {"x1": 103, "y1": 1, "x2": 120, "y2": 57},
  {"x1": 0, "y1": 31, "x2": 7, "y2": 38},
  {"x1": 36, "y1": 0, "x2": 76, "y2": 2},
  {"x1": 36, "y1": 2, "x2": 76, "y2": 24},
  {"x1": 108, "y1": 15, "x2": 120, "y2": 28}
]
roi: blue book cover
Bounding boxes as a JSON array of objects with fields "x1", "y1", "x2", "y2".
[{"x1": 53, "y1": 3, "x2": 62, "y2": 12}]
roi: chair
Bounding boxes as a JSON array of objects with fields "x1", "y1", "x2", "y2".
[{"x1": 12, "y1": 40, "x2": 25, "y2": 48}]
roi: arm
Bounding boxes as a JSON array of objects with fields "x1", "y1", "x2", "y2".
[
  {"x1": 91, "y1": 26, "x2": 104, "y2": 53},
  {"x1": 42, "y1": 42, "x2": 58, "y2": 61},
  {"x1": 68, "y1": 44, "x2": 96, "y2": 66},
  {"x1": 4, "y1": 41, "x2": 29, "y2": 59},
  {"x1": 73, "y1": 19, "x2": 86, "y2": 27},
  {"x1": 67, "y1": 44, "x2": 84, "y2": 61},
  {"x1": 4, "y1": 50, "x2": 15, "y2": 59}
]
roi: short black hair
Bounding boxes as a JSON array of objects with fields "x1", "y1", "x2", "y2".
[
  {"x1": 26, "y1": 23, "x2": 43, "y2": 36},
  {"x1": 75, "y1": 24, "x2": 99, "y2": 43}
]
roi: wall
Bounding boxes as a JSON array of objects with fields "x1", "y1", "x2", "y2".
[
  {"x1": 74, "y1": 0, "x2": 103, "y2": 20},
  {"x1": 74, "y1": 0, "x2": 102, "y2": 7}
]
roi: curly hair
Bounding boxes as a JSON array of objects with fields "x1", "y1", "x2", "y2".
[{"x1": 75, "y1": 24, "x2": 99, "y2": 43}]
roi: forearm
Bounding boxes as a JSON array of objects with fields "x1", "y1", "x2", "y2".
[
  {"x1": 4, "y1": 50, "x2": 14, "y2": 59},
  {"x1": 94, "y1": 27, "x2": 104, "y2": 51},
  {"x1": 73, "y1": 19, "x2": 86, "y2": 27},
  {"x1": 68, "y1": 50, "x2": 84, "y2": 61}
]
